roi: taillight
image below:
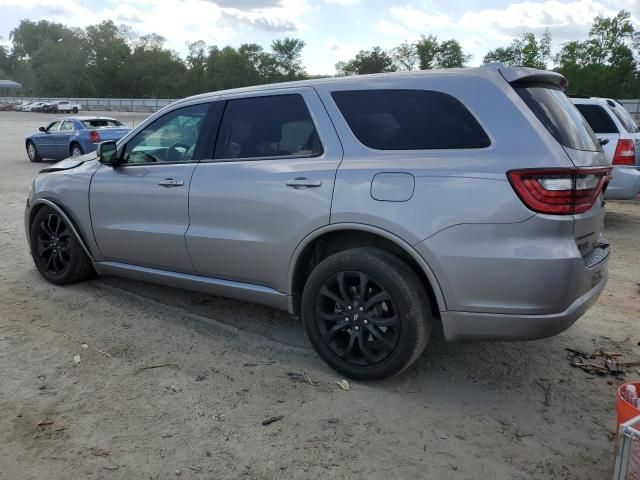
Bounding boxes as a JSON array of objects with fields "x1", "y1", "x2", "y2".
[
  {"x1": 89, "y1": 130, "x2": 101, "y2": 143},
  {"x1": 507, "y1": 167, "x2": 612, "y2": 215},
  {"x1": 613, "y1": 139, "x2": 635, "y2": 165}
]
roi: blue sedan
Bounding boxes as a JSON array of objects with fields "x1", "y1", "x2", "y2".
[{"x1": 26, "y1": 116, "x2": 130, "y2": 162}]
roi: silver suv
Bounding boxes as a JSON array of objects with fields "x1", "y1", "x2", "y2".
[{"x1": 25, "y1": 66, "x2": 611, "y2": 379}]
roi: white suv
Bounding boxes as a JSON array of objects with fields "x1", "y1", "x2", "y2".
[{"x1": 572, "y1": 96, "x2": 640, "y2": 200}]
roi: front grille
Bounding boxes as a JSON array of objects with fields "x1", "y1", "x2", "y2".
[{"x1": 583, "y1": 244, "x2": 609, "y2": 267}]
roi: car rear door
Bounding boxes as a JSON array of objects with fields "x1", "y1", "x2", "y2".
[
  {"x1": 186, "y1": 88, "x2": 343, "y2": 293},
  {"x1": 37, "y1": 121, "x2": 62, "y2": 157},
  {"x1": 89, "y1": 101, "x2": 214, "y2": 272},
  {"x1": 54, "y1": 120, "x2": 76, "y2": 158}
]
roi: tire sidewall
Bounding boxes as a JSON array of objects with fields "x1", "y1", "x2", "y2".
[
  {"x1": 27, "y1": 141, "x2": 41, "y2": 162},
  {"x1": 302, "y1": 248, "x2": 430, "y2": 380},
  {"x1": 71, "y1": 144, "x2": 83, "y2": 157}
]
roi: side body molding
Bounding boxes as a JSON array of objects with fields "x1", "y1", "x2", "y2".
[
  {"x1": 27, "y1": 198, "x2": 96, "y2": 262},
  {"x1": 287, "y1": 223, "x2": 447, "y2": 313}
]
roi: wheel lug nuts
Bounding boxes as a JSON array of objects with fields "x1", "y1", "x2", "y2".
[
  {"x1": 344, "y1": 317, "x2": 349, "y2": 322},
  {"x1": 364, "y1": 320, "x2": 368, "y2": 325},
  {"x1": 354, "y1": 326, "x2": 359, "y2": 331},
  {"x1": 359, "y1": 307, "x2": 364, "y2": 312},
  {"x1": 347, "y1": 306, "x2": 352, "y2": 311}
]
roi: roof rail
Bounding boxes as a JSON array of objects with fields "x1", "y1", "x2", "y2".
[{"x1": 567, "y1": 94, "x2": 591, "y2": 99}]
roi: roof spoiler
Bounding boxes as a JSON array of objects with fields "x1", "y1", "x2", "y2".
[{"x1": 491, "y1": 65, "x2": 568, "y2": 90}]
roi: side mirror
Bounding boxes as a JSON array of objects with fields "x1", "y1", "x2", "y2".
[
  {"x1": 97, "y1": 140, "x2": 120, "y2": 166},
  {"x1": 39, "y1": 126, "x2": 45, "y2": 132}
]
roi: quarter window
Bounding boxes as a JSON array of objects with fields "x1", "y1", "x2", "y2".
[
  {"x1": 123, "y1": 103, "x2": 209, "y2": 164},
  {"x1": 574, "y1": 104, "x2": 618, "y2": 134},
  {"x1": 214, "y1": 94, "x2": 323, "y2": 160},
  {"x1": 331, "y1": 89, "x2": 490, "y2": 150}
]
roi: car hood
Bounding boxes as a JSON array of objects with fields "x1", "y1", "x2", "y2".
[{"x1": 39, "y1": 153, "x2": 97, "y2": 173}]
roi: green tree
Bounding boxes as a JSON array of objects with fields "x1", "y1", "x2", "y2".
[
  {"x1": 391, "y1": 41, "x2": 418, "y2": 71},
  {"x1": 415, "y1": 35, "x2": 470, "y2": 69},
  {"x1": 336, "y1": 46, "x2": 396, "y2": 75},
  {"x1": 483, "y1": 30, "x2": 551, "y2": 69},
  {"x1": 85, "y1": 21, "x2": 131, "y2": 96},
  {"x1": 271, "y1": 37, "x2": 306, "y2": 80}
]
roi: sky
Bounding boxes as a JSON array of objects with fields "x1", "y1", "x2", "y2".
[{"x1": 0, "y1": 0, "x2": 639, "y2": 74}]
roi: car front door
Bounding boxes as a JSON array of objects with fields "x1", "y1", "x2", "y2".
[
  {"x1": 90, "y1": 101, "x2": 214, "y2": 272},
  {"x1": 54, "y1": 120, "x2": 76, "y2": 158},
  {"x1": 186, "y1": 88, "x2": 343, "y2": 293},
  {"x1": 37, "y1": 121, "x2": 61, "y2": 157}
]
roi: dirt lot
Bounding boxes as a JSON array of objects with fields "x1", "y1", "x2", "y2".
[{"x1": 0, "y1": 110, "x2": 639, "y2": 479}]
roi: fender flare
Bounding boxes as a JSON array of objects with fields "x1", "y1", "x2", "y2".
[
  {"x1": 27, "y1": 198, "x2": 95, "y2": 262},
  {"x1": 287, "y1": 222, "x2": 447, "y2": 312}
]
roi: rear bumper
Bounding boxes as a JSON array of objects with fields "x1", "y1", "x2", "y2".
[
  {"x1": 605, "y1": 166, "x2": 640, "y2": 200},
  {"x1": 440, "y1": 255, "x2": 608, "y2": 341}
]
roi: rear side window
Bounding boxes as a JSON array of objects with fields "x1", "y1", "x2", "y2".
[
  {"x1": 514, "y1": 83, "x2": 600, "y2": 152},
  {"x1": 214, "y1": 94, "x2": 323, "y2": 160},
  {"x1": 331, "y1": 89, "x2": 490, "y2": 150},
  {"x1": 607, "y1": 101, "x2": 639, "y2": 133},
  {"x1": 574, "y1": 104, "x2": 618, "y2": 134},
  {"x1": 82, "y1": 119, "x2": 124, "y2": 128}
]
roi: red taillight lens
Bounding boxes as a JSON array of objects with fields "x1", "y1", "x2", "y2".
[
  {"x1": 613, "y1": 139, "x2": 635, "y2": 165},
  {"x1": 507, "y1": 167, "x2": 612, "y2": 215},
  {"x1": 89, "y1": 130, "x2": 101, "y2": 143}
]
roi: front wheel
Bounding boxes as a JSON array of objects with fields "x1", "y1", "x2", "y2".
[
  {"x1": 26, "y1": 141, "x2": 42, "y2": 162},
  {"x1": 30, "y1": 206, "x2": 94, "y2": 285},
  {"x1": 302, "y1": 248, "x2": 431, "y2": 380}
]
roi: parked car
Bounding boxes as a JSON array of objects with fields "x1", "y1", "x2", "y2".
[
  {"x1": 25, "y1": 66, "x2": 611, "y2": 379},
  {"x1": 41, "y1": 102, "x2": 57, "y2": 113},
  {"x1": 25, "y1": 116, "x2": 130, "y2": 162},
  {"x1": 15, "y1": 102, "x2": 32, "y2": 112},
  {"x1": 571, "y1": 96, "x2": 640, "y2": 200},
  {"x1": 50, "y1": 100, "x2": 81, "y2": 113},
  {"x1": 28, "y1": 102, "x2": 46, "y2": 112}
]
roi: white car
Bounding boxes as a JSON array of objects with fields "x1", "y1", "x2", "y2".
[
  {"x1": 27, "y1": 102, "x2": 45, "y2": 112},
  {"x1": 51, "y1": 100, "x2": 81, "y2": 113},
  {"x1": 572, "y1": 96, "x2": 640, "y2": 200}
]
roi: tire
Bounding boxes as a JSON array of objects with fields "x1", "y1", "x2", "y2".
[
  {"x1": 72, "y1": 107, "x2": 78, "y2": 113},
  {"x1": 52, "y1": 106, "x2": 58, "y2": 113},
  {"x1": 26, "y1": 141, "x2": 42, "y2": 162},
  {"x1": 302, "y1": 247, "x2": 431, "y2": 380},
  {"x1": 70, "y1": 143, "x2": 83, "y2": 157},
  {"x1": 29, "y1": 206, "x2": 94, "y2": 285}
]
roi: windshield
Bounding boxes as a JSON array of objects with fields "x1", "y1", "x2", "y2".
[
  {"x1": 82, "y1": 119, "x2": 124, "y2": 128},
  {"x1": 514, "y1": 83, "x2": 601, "y2": 152},
  {"x1": 608, "y1": 101, "x2": 639, "y2": 133}
]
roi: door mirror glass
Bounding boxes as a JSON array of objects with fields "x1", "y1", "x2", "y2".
[
  {"x1": 97, "y1": 141, "x2": 119, "y2": 165},
  {"x1": 39, "y1": 126, "x2": 45, "y2": 132}
]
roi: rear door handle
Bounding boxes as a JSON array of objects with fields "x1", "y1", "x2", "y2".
[
  {"x1": 158, "y1": 178, "x2": 184, "y2": 187},
  {"x1": 285, "y1": 178, "x2": 322, "y2": 188}
]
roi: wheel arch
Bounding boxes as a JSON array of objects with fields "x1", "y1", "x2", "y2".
[
  {"x1": 287, "y1": 223, "x2": 446, "y2": 316},
  {"x1": 28, "y1": 198, "x2": 95, "y2": 262}
]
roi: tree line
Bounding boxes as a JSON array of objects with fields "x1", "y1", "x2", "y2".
[{"x1": 0, "y1": 10, "x2": 638, "y2": 99}]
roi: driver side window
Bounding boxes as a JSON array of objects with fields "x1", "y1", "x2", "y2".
[
  {"x1": 46, "y1": 121, "x2": 61, "y2": 132},
  {"x1": 123, "y1": 103, "x2": 209, "y2": 164}
]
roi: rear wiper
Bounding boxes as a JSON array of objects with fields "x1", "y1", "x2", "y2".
[{"x1": 599, "y1": 138, "x2": 610, "y2": 146}]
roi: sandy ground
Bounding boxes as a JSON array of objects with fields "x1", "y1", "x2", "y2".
[{"x1": 0, "y1": 110, "x2": 639, "y2": 480}]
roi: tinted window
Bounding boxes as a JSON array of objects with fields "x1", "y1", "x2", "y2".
[
  {"x1": 82, "y1": 119, "x2": 124, "y2": 128},
  {"x1": 514, "y1": 83, "x2": 600, "y2": 152},
  {"x1": 575, "y1": 104, "x2": 618, "y2": 134},
  {"x1": 214, "y1": 94, "x2": 323, "y2": 160},
  {"x1": 331, "y1": 90, "x2": 490, "y2": 150},
  {"x1": 607, "y1": 101, "x2": 639, "y2": 133},
  {"x1": 123, "y1": 103, "x2": 209, "y2": 164}
]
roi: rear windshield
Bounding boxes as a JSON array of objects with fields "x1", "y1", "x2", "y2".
[
  {"x1": 514, "y1": 83, "x2": 600, "y2": 152},
  {"x1": 607, "y1": 101, "x2": 638, "y2": 133},
  {"x1": 331, "y1": 89, "x2": 491, "y2": 150},
  {"x1": 574, "y1": 104, "x2": 618, "y2": 134},
  {"x1": 82, "y1": 119, "x2": 124, "y2": 128}
]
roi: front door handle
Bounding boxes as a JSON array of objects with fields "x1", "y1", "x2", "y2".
[
  {"x1": 158, "y1": 178, "x2": 184, "y2": 187},
  {"x1": 285, "y1": 178, "x2": 322, "y2": 188}
]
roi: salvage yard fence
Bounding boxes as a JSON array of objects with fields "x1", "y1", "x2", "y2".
[{"x1": 4, "y1": 95, "x2": 640, "y2": 118}]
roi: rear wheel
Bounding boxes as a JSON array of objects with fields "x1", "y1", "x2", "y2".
[
  {"x1": 72, "y1": 107, "x2": 78, "y2": 113},
  {"x1": 302, "y1": 248, "x2": 431, "y2": 380},
  {"x1": 70, "y1": 143, "x2": 83, "y2": 157},
  {"x1": 26, "y1": 141, "x2": 42, "y2": 162},
  {"x1": 30, "y1": 206, "x2": 94, "y2": 285}
]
